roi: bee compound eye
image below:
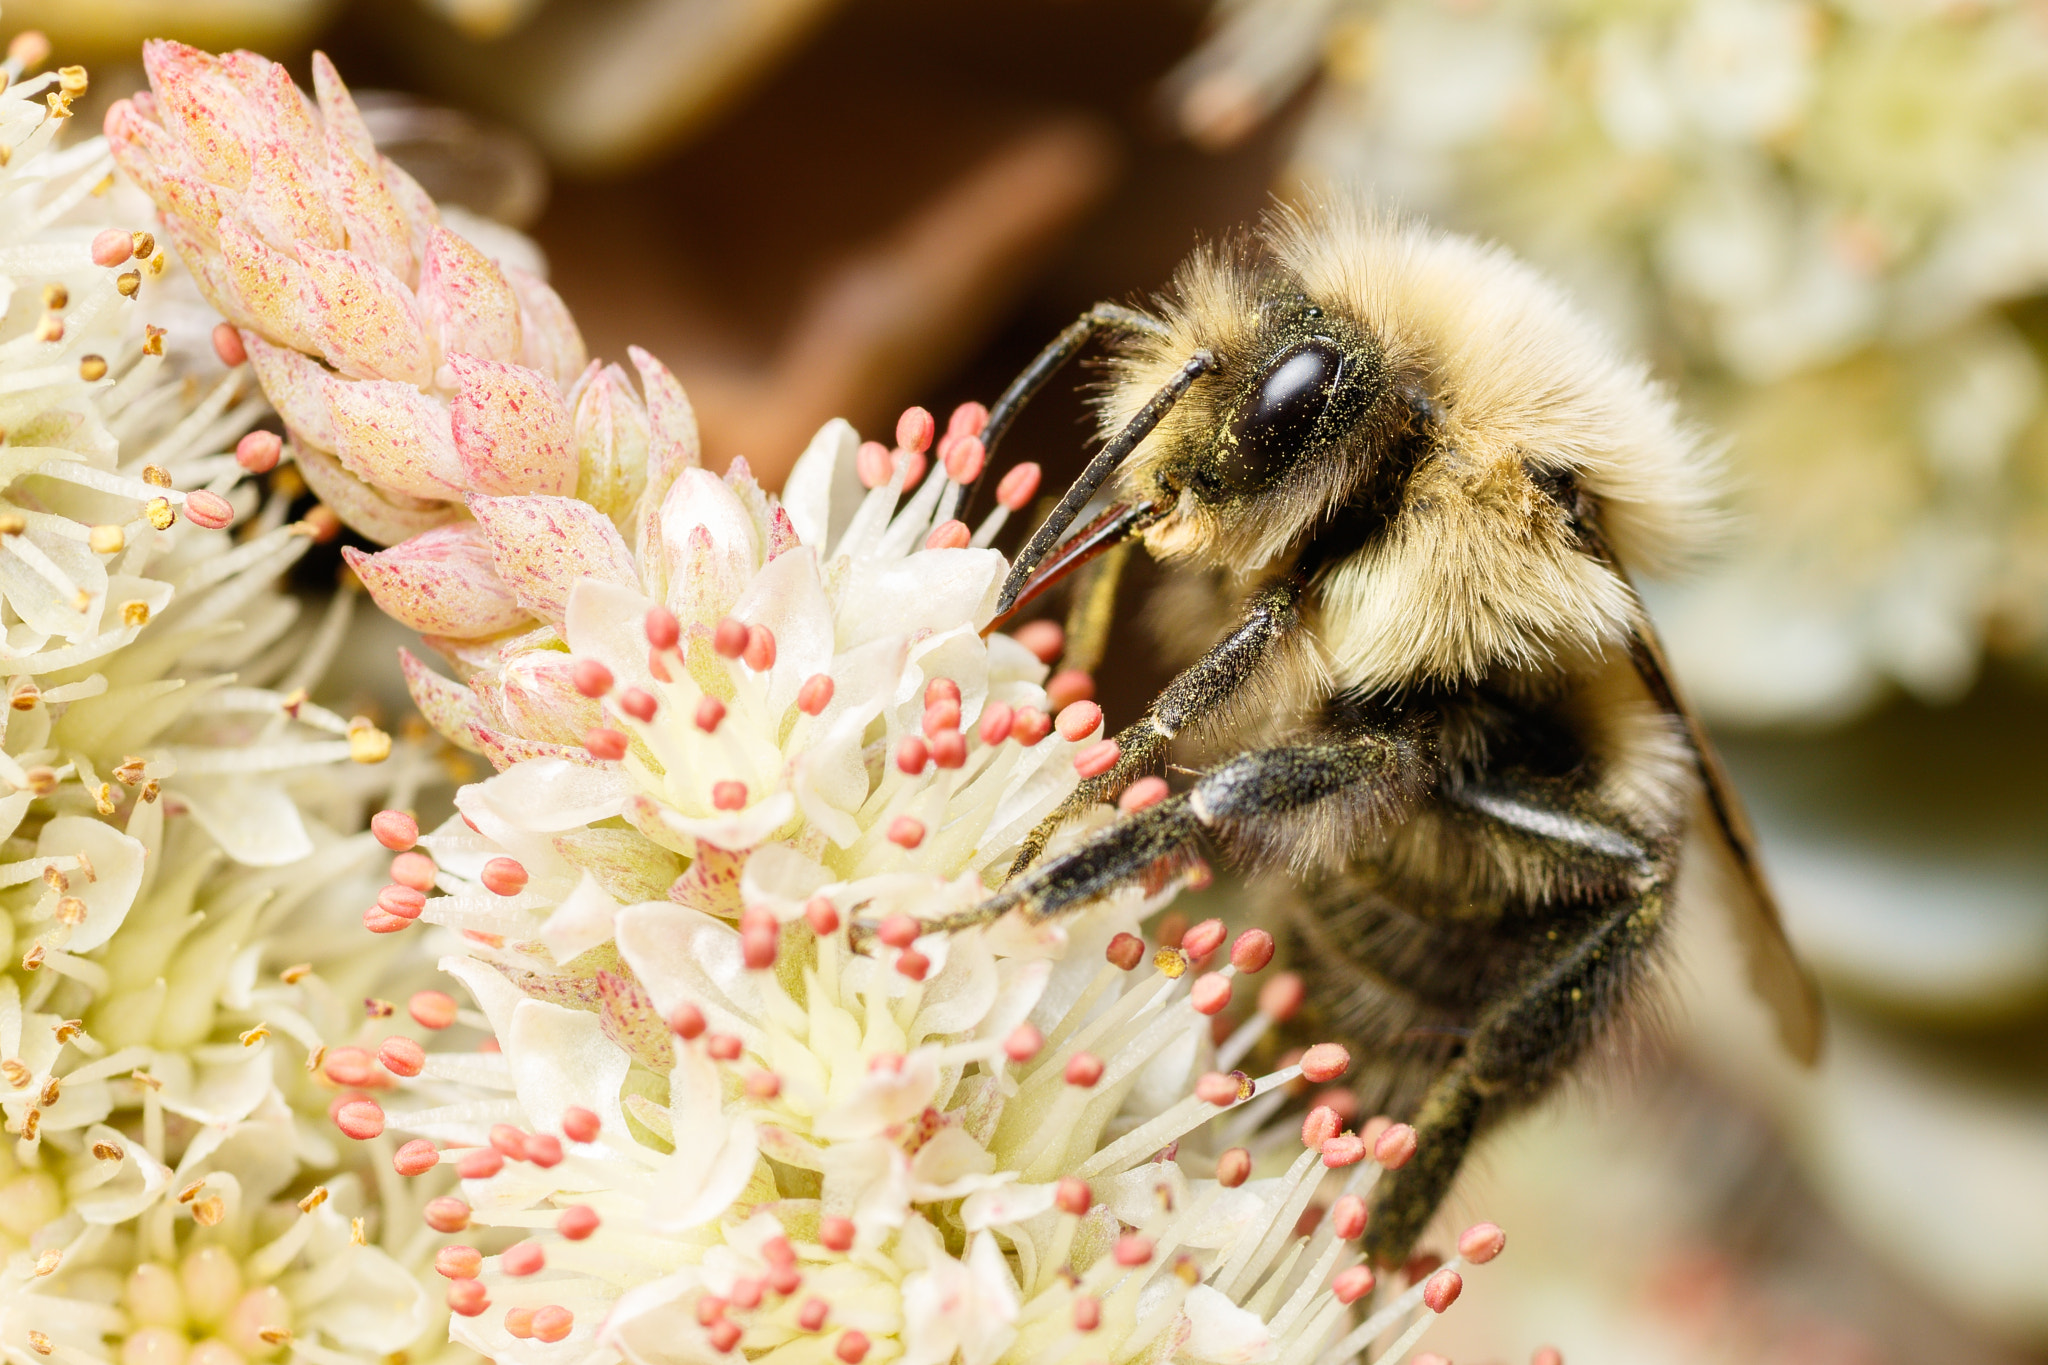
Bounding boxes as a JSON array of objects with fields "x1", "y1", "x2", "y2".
[{"x1": 1222, "y1": 338, "x2": 1343, "y2": 492}]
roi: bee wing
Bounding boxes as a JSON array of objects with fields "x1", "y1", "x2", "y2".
[{"x1": 1628, "y1": 615, "x2": 1825, "y2": 1065}]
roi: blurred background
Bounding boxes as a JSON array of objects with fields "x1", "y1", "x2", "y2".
[{"x1": 40, "y1": 0, "x2": 2048, "y2": 1360}]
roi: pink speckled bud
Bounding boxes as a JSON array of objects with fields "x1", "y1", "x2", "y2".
[
  {"x1": 392, "y1": 1139, "x2": 438, "y2": 1176},
  {"x1": 183, "y1": 489, "x2": 234, "y2": 529}
]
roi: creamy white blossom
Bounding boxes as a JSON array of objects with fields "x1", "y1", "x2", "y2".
[{"x1": 338, "y1": 420, "x2": 1493, "y2": 1365}]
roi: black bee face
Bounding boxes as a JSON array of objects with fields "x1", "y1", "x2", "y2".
[{"x1": 1170, "y1": 295, "x2": 1391, "y2": 508}]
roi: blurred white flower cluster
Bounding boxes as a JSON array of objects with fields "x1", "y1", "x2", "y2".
[
  {"x1": 1177, "y1": 0, "x2": 2048, "y2": 722},
  {"x1": 0, "y1": 39, "x2": 459, "y2": 1365}
]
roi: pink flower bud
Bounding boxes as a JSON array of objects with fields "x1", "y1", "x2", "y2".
[
  {"x1": 393, "y1": 1139, "x2": 439, "y2": 1175},
  {"x1": 481, "y1": 857, "x2": 528, "y2": 897},
  {"x1": 378, "y1": 1036, "x2": 425, "y2": 1076},
  {"x1": 1332, "y1": 1265, "x2": 1375, "y2": 1305},
  {"x1": 744, "y1": 625, "x2": 776, "y2": 671},
  {"x1": 931, "y1": 731, "x2": 967, "y2": 768},
  {"x1": 212, "y1": 322, "x2": 246, "y2": 367},
  {"x1": 1073, "y1": 739, "x2": 1120, "y2": 779},
  {"x1": 563, "y1": 1106, "x2": 601, "y2": 1142},
  {"x1": 978, "y1": 702, "x2": 1014, "y2": 745},
  {"x1": 948, "y1": 401, "x2": 988, "y2": 437},
  {"x1": 669, "y1": 1003, "x2": 706, "y2": 1039},
  {"x1": 1055, "y1": 700, "x2": 1102, "y2": 741},
  {"x1": 1047, "y1": 670, "x2": 1095, "y2": 711},
  {"x1": 1231, "y1": 929, "x2": 1275, "y2": 973},
  {"x1": 1374, "y1": 1122, "x2": 1418, "y2": 1169},
  {"x1": 1012, "y1": 619, "x2": 1062, "y2": 663},
  {"x1": 410, "y1": 991, "x2": 457, "y2": 1029},
  {"x1": 573, "y1": 659, "x2": 614, "y2": 697},
  {"x1": 391, "y1": 851, "x2": 436, "y2": 891},
  {"x1": 501, "y1": 1241, "x2": 545, "y2": 1276},
  {"x1": 1190, "y1": 973, "x2": 1233, "y2": 1015},
  {"x1": 363, "y1": 906, "x2": 411, "y2": 934},
  {"x1": 585, "y1": 727, "x2": 628, "y2": 760},
  {"x1": 1322, "y1": 1133, "x2": 1366, "y2": 1168},
  {"x1": 1012, "y1": 707, "x2": 1052, "y2": 746},
  {"x1": 1259, "y1": 972, "x2": 1306, "y2": 1021},
  {"x1": 234, "y1": 430, "x2": 282, "y2": 473},
  {"x1": 435, "y1": 1246, "x2": 482, "y2": 1279},
  {"x1": 798, "y1": 674, "x2": 834, "y2": 714},
  {"x1": 856, "y1": 441, "x2": 893, "y2": 489},
  {"x1": 183, "y1": 489, "x2": 234, "y2": 529},
  {"x1": 457, "y1": 1150, "x2": 502, "y2": 1179},
  {"x1": 1065, "y1": 1052, "x2": 1103, "y2": 1087},
  {"x1": 93, "y1": 229, "x2": 136, "y2": 267},
  {"x1": 334, "y1": 1098, "x2": 384, "y2": 1140},
  {"x1": 804, "y1": 896, "x2": 840, "y2": 935},
  {"x1": 1182, "y1": 918, "x2": 1227, "y2": 959},
  {"x1": 1118, "y1": 776, "x2": 1169, "y2": 811},
  {"x1": 446, "y1": 1278, "x2": 487, "y2": 1316},
  {"x1": 645, "y1": 607, "x2": 680, "y2": 650},
  {"x1": 425, "y1": 1197, "x2": 472, "y2": 1234},
  {"x1": 1301, "y1": 1043, "x2": 1351, "y2": 1083},
  {"x1": 532, "y1": 1307, "x2": 573, "y2": 1343},
  {"x1": 712, "y1": 780, "x2": 748, "y2": 810},
  {"x1": 996, "y1": 462, "x2": 1041, "y2": 510},
  {"x1": 1004, "y1": 1023, "x2": 1042, "y2": 1061},
  {"x1": 710, "y1": 617, "x2": 746, "y2": 658},
  {"x1": 896, "y1": 406, "x2": 934, "y2": 454},
  {"x1": 371, "y1": 809, "x2": 418, "y2": 851},
  {"x1": 1458, "y1": 1222, "x2": 1506, "y2": 1263}
]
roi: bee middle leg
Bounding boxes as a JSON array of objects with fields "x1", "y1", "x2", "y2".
[
  {"x1": 1006, "y1": 574, "x2": 1309, "y2": 880},
  {"x1": 955, "y1": 717, "x2": 1435, "y2": 930}
]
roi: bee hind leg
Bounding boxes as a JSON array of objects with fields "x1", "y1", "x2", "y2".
[{"x1": 1361, "y1": 863, "x2": 1673, "y2": 1265}]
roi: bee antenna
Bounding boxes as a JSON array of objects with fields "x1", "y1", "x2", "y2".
[{"x1": 996, "y1": 349, "x2": 1214, "y2": 616}]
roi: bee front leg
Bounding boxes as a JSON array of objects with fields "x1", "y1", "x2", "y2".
[
  {"x1": 952, "y1": 720, "x2": 1434, "y2": 931},
  {"x1": 1005, "y1": 576, "x2": 1308, "y2": 880}
]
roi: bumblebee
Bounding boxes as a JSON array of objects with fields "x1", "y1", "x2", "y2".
[{"x1": 949, "y1": 201, "x2": 1822, "y2": 1263}]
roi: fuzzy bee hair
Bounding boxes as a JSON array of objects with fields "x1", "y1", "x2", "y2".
[
  {"x1": 1102, "y1": 202, "x2": 1722, "y2": 697},
  {"x1": 961, "y1": 195, "x2": 1821, "y2": 1263}
]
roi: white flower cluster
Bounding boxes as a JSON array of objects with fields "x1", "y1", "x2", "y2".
[
  {"x1": 0, "y1": 47, "x2": 457, "y2": 1365},
  {"x1": 1176, "y1": 0, "x2": 2048, "y2": 721},
  {"x1": 331, "y1": 421, "x2": 1494, "y2": 1365}
]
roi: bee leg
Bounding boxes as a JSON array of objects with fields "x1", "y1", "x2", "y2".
[
  {"x1": 967, "y1": 720, "x2": 1432, "y2": 929},
  {"x1": 1361, "y1": 862, "x2": 1672, "y2": 1265},
  {"x1": 1059, "y1": 540, "x2": 1132, "y2": 677},
  {"x1": 1005, "y1": 576, "x2": 1308, "y2": 880}
]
